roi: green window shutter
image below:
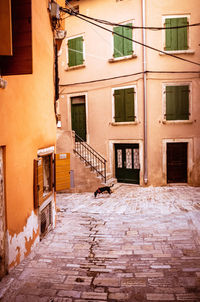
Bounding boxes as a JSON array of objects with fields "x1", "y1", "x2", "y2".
[
  {"x1": 178, "y1": 86, "x2": 189, "y2": 120},
  {"x1": 124, "y1": 88, "x2": 135, "y2": 121},
  {"x1": 68, "y1": 37, "x2": 83, "y2": 67},
  {"x1": 178, "y1": 17, "x2": 188, "y2": 50},
  {"x1": 165, "y1": 18, "x2": 172, "y2": 50},
  {"x1": 166, "y1": 86, "x2": 177, "y2": 120},
  {"x1": 76, "y1": 36, "x2": 84, "y2": 65},
  {"x1": 123, "y1": 23, "x2": 133, "y2": 56},
  {"x1": 165, "y1": 17, "x2": 188, "y2": 51},
  {"x1": 113, "y1": 26, "x2": 123, "y2": 58},
  {"x1": 68, "y1": 38, "x2": 76, "y2": 67},
  {"x1": 166, "y1": 86, "x2": 189, "y2": 120},
  {"x1": 114, "y1": 89, "x2": 124, "y2": 122}
]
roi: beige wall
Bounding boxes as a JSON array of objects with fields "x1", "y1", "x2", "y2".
[{"x1": 58, "y1": 0, "x2": 200, "y2": 186}]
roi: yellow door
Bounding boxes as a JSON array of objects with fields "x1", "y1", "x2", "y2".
[{"x1": 55, "y1": 153, "x2": 70, "y2": 191}]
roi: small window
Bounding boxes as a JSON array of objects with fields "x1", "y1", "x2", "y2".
[
  {"x1": 113, "y1": 23, "x2": 133, "y2": 58},
  {"x1": 67, "y1": 36, "x2": 84, "y2": 67},
  {"x1": 165, "y1": 85, "x2": 190, "y2": 120},
  {"x1": 165, "y1": 17, "x2": 188, "y2": 51},
  {"x1": 114, "y1": 87, "x2": 135, "y2": 122},
  {"x1": 42, "y1": 154, "x2": 53, "y2": 197}
]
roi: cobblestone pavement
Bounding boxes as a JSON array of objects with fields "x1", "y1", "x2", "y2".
[{"x1": 1, "y1": 185, "x2": 200, "y2": 302}]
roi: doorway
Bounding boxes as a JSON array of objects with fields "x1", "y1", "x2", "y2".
[
  {"x1": 115, "y1": 144, "x2": 140, "y2": 184},
  {"x1": 71, "y1": 96, "x2": 86, "y2": 141},
  {"x1": 167, "y1": 142, "x2": 188, "y2": 183}
]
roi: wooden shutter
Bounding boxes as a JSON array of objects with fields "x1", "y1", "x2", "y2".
[
  {"x1": 124, "y1": 88, "x2": 135, "y2": 121},
  {"x1": 55, "y1": 153, "x2": 70, "y2": 191},
  {"x1": 124, "y1": 23, "x2": 133, "y2": 56},
  {"x1": 178, "y1": 17, "x2": 188, "y2": 50},
  {"x1": 1, "y1": 0, "x2": 32, "y2": 75},
  {"x1": 68, "y1": 38, "x2": 76, "y2": 67},
  {"x1": 76, "y1": 36, "x2": 84, "y2": 66},
  {"x1": 179, "y1": 86, "x2": 189, "y2": 120},
  {"x1": 165, "y1": 18, "x2": 172, "y2": 50},
  {"x1": 68, "y1": 37, "x2": 83, "y2": 67},
  {"x1": 34, "y1": 158, "x2": 43, "y2": 208},
  {"x1": 113, "y1": 26, "x2": 123, "y2": 58},
  {"x1": 0, "y1": 0, "x2": 12, "y2": 55},
  {"x1": 114, "y1": 89, "x2": 124, "y2": 122},
  {"x1": 165, "y1": 17, "x2": 188, "y2": 51},
  {"x1": 166, "y1": 86, "x2": 177, "y2": 120},
  {"x1": 166, "y1": 86, "x2": 189, "y2": 120}
]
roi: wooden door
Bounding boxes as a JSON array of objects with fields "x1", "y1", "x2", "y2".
[
  {"x1": 115, "y1": 144, "x2": 140, "y2": 184},
  {"x1": 167, "y1": 142, "x2": 187, "y2": 183},
  {"x1": 71, "y1": 96, "x2": 86, "y2": 141}
]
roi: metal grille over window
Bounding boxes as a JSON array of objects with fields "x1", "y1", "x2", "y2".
[
  {"x1": 40, "y1": 203, "x2": 52, "y2": 238},
  {"x1": 117, "y1": 149, "x2": 122, "y2": 168},
  {"x1": 133, "y1": 149, "x2": 140, "y2": 169},
  {"x1": 126, "y1": 149, "x2": 132, "y2": 169}
]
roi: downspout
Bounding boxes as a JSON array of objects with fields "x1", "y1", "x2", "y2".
[{"x1": 142, "y1": 0, "x2": 148, "y2": 184}]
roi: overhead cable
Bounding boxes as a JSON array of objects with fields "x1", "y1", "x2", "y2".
[
  {"x1": 60, "y1": 70, "x2": 200, "y2": 87},
  {"x1": 62, "y1": 6, "x2": 200, "y2": 30},
  {"x1": 60, "y1": 7, "x2": 200, "y2": 67}
]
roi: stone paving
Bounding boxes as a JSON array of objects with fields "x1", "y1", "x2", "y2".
[{"x1": 1, "y1": 185, "x2": 200, "y2": 302}]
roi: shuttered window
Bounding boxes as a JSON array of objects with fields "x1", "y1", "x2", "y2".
[
  {"x1": 113, "y1": 23, "x2": 133, "y2": 58},
  {"x1": 166, "y1": 85, "x2": 189, "y2": 120},
  {"x1": 165, "y1": 17, "x2": 188, "y2": 51},
  {"x1": 114, "y1": 88, "x2": 135, "y2": 122},
  {"x1": 68, "y1": 36, "x2": 84, "y2": 67}
]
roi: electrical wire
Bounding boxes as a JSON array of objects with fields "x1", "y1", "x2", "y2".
[
  {"x1": 61, "y1": 7, "x2": 200, "y2": 67},
  {"x1": 60, "y1": 70, "x2": 200, "y2": 87},
  {"x1": 62, "y1": 6, "x2": 200, "y2": 30}
]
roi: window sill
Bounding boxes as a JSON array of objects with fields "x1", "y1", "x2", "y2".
[
  {"x1": 108, "y1": 54, "x2": 137, "y2": 63},
  {"x1": 110, "y1": 121, "x2": 138, "y2": 126},
  {"x1": 159, "y1": 50, "x2": 195, "y2": 55},
  {"x1": 162, "y1": 120, "x2": 194, "y2": 124},
  {"x1": 65, "y1": 64, "x2": 86, "y2": 71}
]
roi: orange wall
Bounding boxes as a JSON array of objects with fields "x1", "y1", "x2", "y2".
[{"x1": 0, "y1": 0, "x2": 59, "y2": 267}]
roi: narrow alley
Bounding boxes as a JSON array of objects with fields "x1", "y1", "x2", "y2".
[{"x1": 1, "y1": 185, "x2": 200, "y2": 302}]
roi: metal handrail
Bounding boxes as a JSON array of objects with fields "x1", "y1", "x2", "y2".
[{"x1": 73, "y1": 133, "x2": 107, "y2": 182}]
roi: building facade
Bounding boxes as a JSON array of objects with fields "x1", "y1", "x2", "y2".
[
  {"x1": 58, "y1": 0, "x2": 200, "y2": 187},
  {"x1": 0, "y1": 0, "x2": 68, "y2": 277}
]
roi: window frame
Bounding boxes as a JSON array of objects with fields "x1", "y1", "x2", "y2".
[
  {"x1": 112, "y1": 85, "x2": 137, "y2": 125},
  {"x1": 66, "y1": 34, "x2": 85, "y2": 69},
  {"x1": 111, "y1": 20, "x2": 136, "y2": 61},
  {"x1": 162, "y1": 82, "x2": 192, "y2": 123},
  {"x1": 162, "y1": 14, "x2": 194, "y2": 54}
]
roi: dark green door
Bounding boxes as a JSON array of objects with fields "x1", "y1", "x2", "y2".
[
  {"x1": 71, "y1": 96, "x2": 86, "y2": 141},
  {"x1": 115, "y1": 144, "x2": 140, "y2": 184}
]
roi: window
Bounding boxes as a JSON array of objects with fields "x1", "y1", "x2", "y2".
[
  {"x1": 67, "y1": 36, "x2": 84, "y2": 67},
  {"x1": 34, "y1": 151, "x2": 70, "y2": 208},
  {"x1": 165, "y1": 17, "x2": 188, "y2": 51},
  {"x1": 114, "y1": 87, "x2": 135, "y2": 122},
  {"x1": 165, "y1": 85, "x2": 190, "y2": 120},
  {"x1": 113, "y1": 23, "x2": 133, "y2": 58}
]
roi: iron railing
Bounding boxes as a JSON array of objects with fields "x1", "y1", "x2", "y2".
[{"x1": 73, "y1": 133, "x2": 107, "y2": 183}]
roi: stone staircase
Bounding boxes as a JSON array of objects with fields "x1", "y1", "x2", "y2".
[{"x1": 56, "y1": 130, "x2": 117, "y2": 193}]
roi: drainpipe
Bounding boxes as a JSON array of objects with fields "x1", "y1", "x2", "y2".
[{"x1": 142, "y1": 0, "x2": 148, "y2": 184}]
